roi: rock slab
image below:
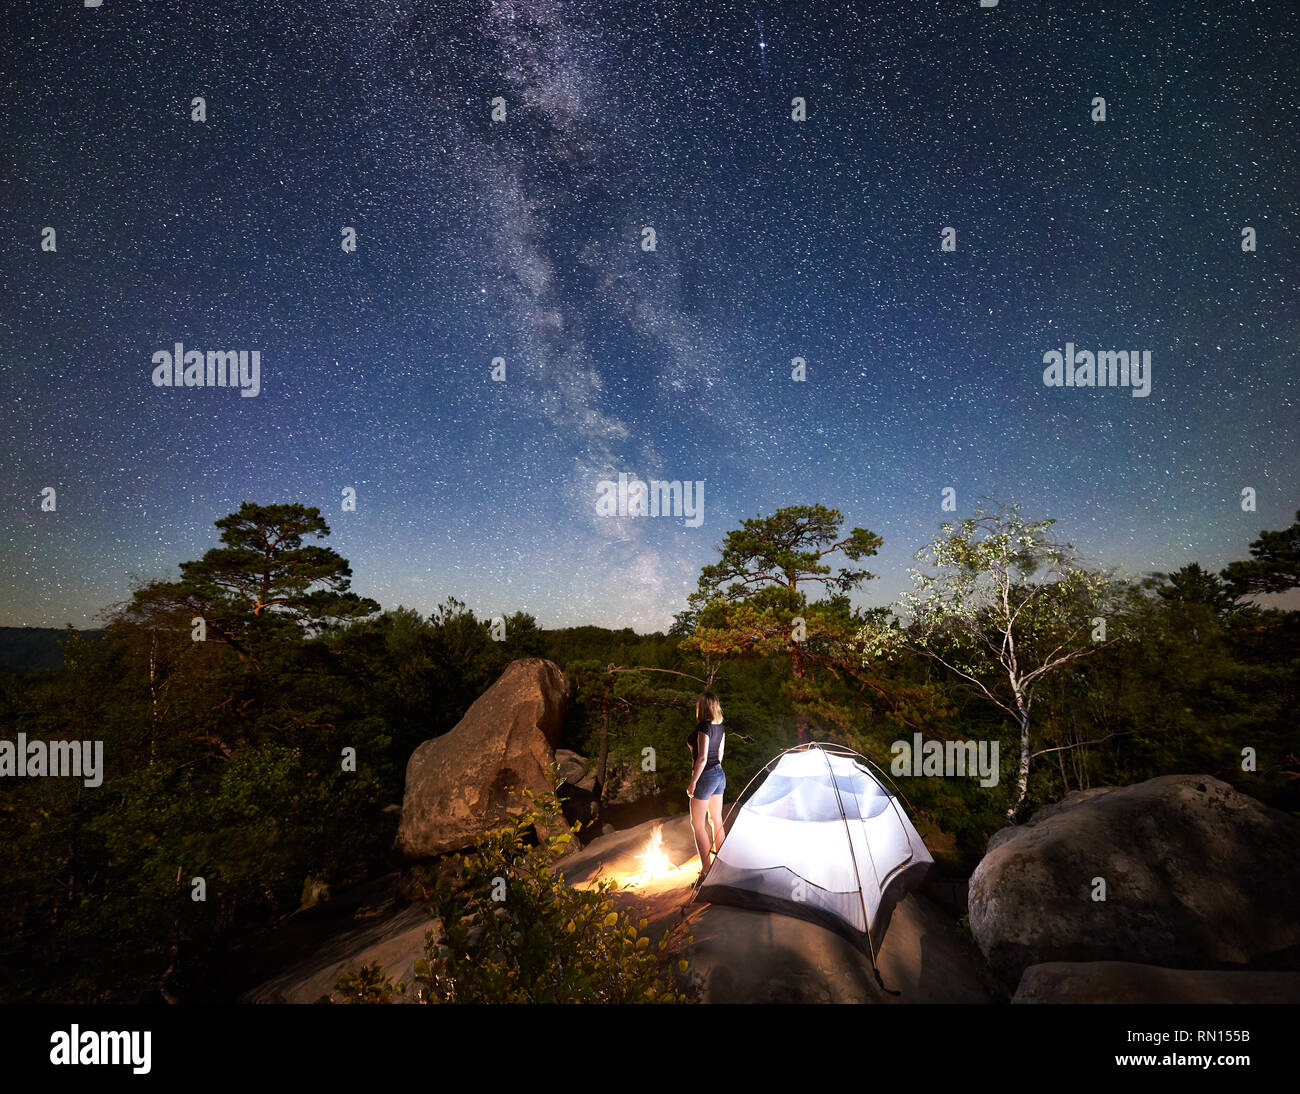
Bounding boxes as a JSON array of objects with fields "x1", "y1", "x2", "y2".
[
  {"x1": 1013, "y1": 961, "x2": 1300, "y2": 1004},
  {"x1": 248, "y1": 815, "x2": 990, "y2": 1005},
  {"x1": 559, "y1": 816, "x2": 991, "y2": 1003},
  {"x1": 240, "y1": 875, "x2": 436, "y2": 1004}
]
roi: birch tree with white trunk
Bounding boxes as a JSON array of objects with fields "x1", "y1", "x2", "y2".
[{"x1": 857, "y1": 502, "x2": 1138, "y2": 821}]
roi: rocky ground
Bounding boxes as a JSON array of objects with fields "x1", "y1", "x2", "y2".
[
  {"x1": 553, "y1": 815, "x2": 993, "y2": 1003},
  {"x1": 243, "y1": 814, "x2": 992, "y2": 1004},
  {"x1": 241, "y1": 658, "x2": 1300, "y2": 1004}
]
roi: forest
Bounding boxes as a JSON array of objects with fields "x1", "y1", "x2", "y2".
[{"x1": 1, "y1": 499, "x2": 1296, "y2": 1002}]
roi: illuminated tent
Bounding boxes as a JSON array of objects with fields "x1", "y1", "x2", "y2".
[{"x1": 694, "y1": 742, "x2": 933, "y2": 963}]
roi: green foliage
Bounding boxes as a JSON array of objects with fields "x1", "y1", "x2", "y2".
[
  {"x1": 856, "y1": 499, "x2": 1146, "y2": 819},
  {"x1": 697, "y1": 504, "x2": 881, "y2": 598},
  {"x1": 2, "y1": 496, "x2": 1297, "y2": 1003},
  {"x1": 329, "y1": 792, "x2": 686, "y2": 1003},
  {"x1": 678, "y1": 504, "x2": 884, "y2": 743},
  {"x1": 327, "y1": 599, "x2": 517, "y2": 758},
  {"x1": 556, "y1": 637, "x2": 797, "y2": 804},
  {"x1": 567, "y1": 658, "x2": 692, "y2": 797},
  {"x1": 120, "y1": 502, "x2": 380, "y2": 662},
  {"x1": 1221, "y1": 509, "x2": 1300, "y2": 598},
  {"x1": 1154, "y1": 562, "x2": 1240, "y2": 616},
  {"x1": 681, "y1": 503, "x2": 881, "y2": 662},
  {"x1": 328, "y1": 963, "x2": 404, "y2": 1004},
  {"x1": 888, "y1": 501, "x2": 1138, "y2": 676}
]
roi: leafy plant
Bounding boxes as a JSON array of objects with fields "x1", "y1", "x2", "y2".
[
  {"x1": 328, "y1": 962, "x2": 404, "y2": 1004},
  {"x1": 329, "y1": 790, "x2": 688, "y2": 1003}
]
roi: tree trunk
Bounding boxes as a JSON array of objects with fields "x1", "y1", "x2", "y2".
[
  {"x1": 1008, "y1": 708, "x2": 1031, "y2": 821},
  {"x1": 148, "y1": 631, "x2": 159, "y2": 767},
  {"x1": 791, "y1": 644, "x2": 809, "y2": 744},
  {"x1": 595, "y1": 693, "x2": 611, "y2": 805}
]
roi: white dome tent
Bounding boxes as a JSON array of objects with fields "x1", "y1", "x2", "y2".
[{"x1": 693, "y1": 742, "x2": 933, "y2": 972}]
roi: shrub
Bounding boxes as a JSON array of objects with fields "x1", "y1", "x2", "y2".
[{"x1": 327, "y1": 790, "x2": 687, "y2": 1003}]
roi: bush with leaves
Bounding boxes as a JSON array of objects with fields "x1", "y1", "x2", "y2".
[
  {"x1": 331, "y1": 962, "x2": 401, "y2": 1004},
  {"x1": 328, "y1": 790, "x2": 687, "y2": 1003}
]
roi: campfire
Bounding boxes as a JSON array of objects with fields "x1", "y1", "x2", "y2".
[
  {"x1": 567, "y1": 821, "x2": 699, "y2": 893},
  {"x1": 637, "y1": 823, "x2": 674, "y2": 880},
  {"x1": 616, "y1": 823, "x2": 695, "y2": 890}
]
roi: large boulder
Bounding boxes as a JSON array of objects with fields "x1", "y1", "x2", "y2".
[
  {"x1": 553, "y1": 748, "x2": 602, "y2": 837},
  {"x1": 395, "y1": 658, "x2": 569, "y2": 859},
  {"x1": 1013, "y1": 961, "x2": 1300, "y2": 1004},
  {"x1": 969, "y1": 775, "x2": 1300, "y2": 986}
]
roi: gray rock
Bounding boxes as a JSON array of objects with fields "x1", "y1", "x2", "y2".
[
  {"x1": 395, "y1": 658, "x2": 569, "y2": 859},
  {"x1": 558, "y1": 815, "x2": 991, "y2": 1003},
  {"x1": 986, "y1": 787, "x2": 1113, "y2": 853},
  {"x1": 969, "y1": 774, "x2": 1300, "y2": 987},
  {"x1": 1013, "y1": 961, "x2": 1300, "y2": 1004},
  {"x1": 300, "y1": 876, "x2": 330, "y2": 910},
  {"x1": 250, "y1": 814, "x2": 990, "y2": 1005},
  {"x1": 554, "y1": 748, "x2": 597, "y2": 792},
  {"x1": 683, "y1": 894, "x2": 991, "y2": 1003},
  {"x1": 244, "y1": 902, "x2": 439, "y2": 1004},
  {"x1": 603, "y1": 763, "x2": 658, "y2": 805}
]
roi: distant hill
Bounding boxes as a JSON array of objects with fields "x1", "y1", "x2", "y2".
[{"x1": 0, "y1": 627, "x2": 103, "y2": 673}]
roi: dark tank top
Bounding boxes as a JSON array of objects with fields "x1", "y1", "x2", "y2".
[{"x1": 687, "y1": 721, "x2": 724, "y2": 768}]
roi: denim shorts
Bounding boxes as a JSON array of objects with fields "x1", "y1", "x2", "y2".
[{"x1": 691, "y1": 765, "x2": 726, "y2": 800}]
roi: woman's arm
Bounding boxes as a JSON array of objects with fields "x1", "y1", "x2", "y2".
[
  {"x1": 718, "y1": 730, "x2": 725, "y2": 764},
  {"x1": 688, "y1": 731, "x2": 708, "y2": 791}
]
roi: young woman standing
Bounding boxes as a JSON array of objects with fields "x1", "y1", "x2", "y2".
[{"x1": 686, "y1": 691, "x2": 727, "y2": 876}]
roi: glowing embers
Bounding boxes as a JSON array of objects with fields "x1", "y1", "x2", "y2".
[
  {"x1": 573, "y1": 823, "x2": 698, "y2": 892},
  {"x1": 638, "y1": 823, "x2": 674, "y2": 879}
]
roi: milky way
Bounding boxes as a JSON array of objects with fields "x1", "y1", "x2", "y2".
[{"x1": 3, "y1": 0, "x2": 1298, "y2": 629}]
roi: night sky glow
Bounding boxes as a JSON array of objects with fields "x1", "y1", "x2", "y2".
[{"x1": 4, "y1": 1, "x2": 1298, "y2": 630}]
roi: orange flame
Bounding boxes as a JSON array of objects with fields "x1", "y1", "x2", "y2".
[{"x1": 637, "y1": 823, "x2": 673, "y2": 880}]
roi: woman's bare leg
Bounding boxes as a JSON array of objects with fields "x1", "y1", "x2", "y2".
[
  {"x1": 708, "y1": 793, "x2": 726, "y2": 852},
  {"x1": 690, "y1": 796, "x2": 711, "y2": 872}
]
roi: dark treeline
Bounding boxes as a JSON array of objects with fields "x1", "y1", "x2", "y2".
[
  {"x1": 1, "y1": 501, "x2": 1296, "y2": 1002},
  {"x1": 0, "y1": 626, "x2": 104, "y2": 673}
]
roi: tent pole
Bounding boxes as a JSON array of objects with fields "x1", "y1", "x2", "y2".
[
  {"x1": 853, "y1": 751, "x2": 925, "y2": 820},
  {"x1": 694, "y1": 746, "x2": 792, "y2": 892},
  {"x1": 816, "y1": 743, "x2": 897, "y2": 996},
  {"x1": 716, "y1": 741, "x2": 805, "y2": 833},
  {"x1": 810, "y1": 740, "x2": 927, "y2": 828}
]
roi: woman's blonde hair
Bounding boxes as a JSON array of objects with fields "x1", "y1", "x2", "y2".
[{"x1": 695, "y1": 691, "x2": 723, "y2": 723}]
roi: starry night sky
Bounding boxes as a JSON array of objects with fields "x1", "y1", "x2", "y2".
[{"x1": 4, "y1": 0, "x2": 1298, "y2": 630}]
